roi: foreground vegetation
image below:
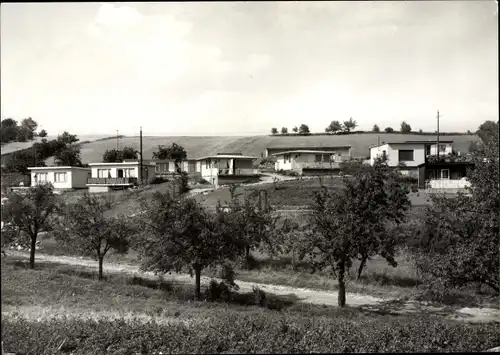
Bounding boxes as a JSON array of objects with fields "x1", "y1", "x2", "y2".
[{"x1": 2, "y1": 258, "x2": 499, "y2": 354}]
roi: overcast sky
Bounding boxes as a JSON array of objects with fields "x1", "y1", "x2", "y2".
[{"x1": 1, "y1": 1, "x2": 498, "y2": 136}]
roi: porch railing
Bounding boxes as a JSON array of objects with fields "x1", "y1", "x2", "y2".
[
  {"x1": 218, "y1": 168, "x2": 257, "y2": 176},
  {"x1": 87, "y1": 177, "x2": 138, "y2": 185}
]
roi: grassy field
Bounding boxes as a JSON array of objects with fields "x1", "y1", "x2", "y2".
[
  {"x1": 63, "y1": 132, "x2": 479, "y2": 164},
  {"x1": 2, "y1": 256, "x2": 499, "y2": 354},
  {"x1": 194, "y1": 177, "x2": 432, "y2": 208}
]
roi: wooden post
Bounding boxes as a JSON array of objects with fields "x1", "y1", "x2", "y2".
[{"x1": 259, "y1": 190, "x2": 268, "y2": 212}]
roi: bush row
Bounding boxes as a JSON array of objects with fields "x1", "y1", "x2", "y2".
[
  {"x1": 269, "y1": 131, "x2": 475, "y2": 137},
  {"x1": 3, "y1": 311, "x2": 499, "y2": 354}
]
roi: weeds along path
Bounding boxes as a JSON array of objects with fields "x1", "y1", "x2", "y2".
[{"x1": 5, "y1": 251, "x2": 500, "y2": 323}]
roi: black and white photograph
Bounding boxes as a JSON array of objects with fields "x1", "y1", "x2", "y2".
[{"x1": 1, "y1": 1, "x2": 499, "y2": 354}]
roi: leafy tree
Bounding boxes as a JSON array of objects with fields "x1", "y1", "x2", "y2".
[
  {"x1": 223, "y1": 195, "x2": 279, "y2": 269},
  {"x1": 303, "y1": 157, "x2": 410, "y2": 306},
  {"x1": 57, "y1": 131, "x2": 79, "y2": 145},
  {"x1": 5, "y1": 149, "x2": 46, "y2": 174},
  {"x1": 38, "y1": 129, "x2": 48, "y2": 138},
  {"x1": 400, "y1": 121, "x2": 412, "y2": 133},
  {"x1": 17, "y1": 117, "x2": 38, "y2": 141},
  {"x1": 476, "y1": 120, "x2": 499, "y2": 146},
  {"x1": 1, "y1": 118, "x2": 19, "y2": 143},
  {"x1": 325, "y1": 120, "x2": 343, "y2": 133},
  {"x1": 385, "y1": 127, "x2": 394, "y2": 133},
  {"x1": 102, "y1": 146, "x2": 138, "y2": 163},
  {"x1": 299, "y1": 124, "x2": 310, "y2": 135},
  {"x1": 372, "y1": 124, "x2": 380, "y2": 133},
  {"x1": 342, "y1": 117, "x2": 357, "y2": 132},
  {"x1": 281, "y1": 127, "x2": 288, "y2": 134},
  {"x1": 271, "y1": 128, "x2": 278, "y2": 135},
  {"x1": 279, "y1": 218, "x2": 310, "y2": 271},
  {"x1": 292, "y1": 126, "x2": 298, "y2": 133},
  {"x1": 419, "y1": 129, "x2": 423, "y2": 133},
  {"x1": 137, "y1": 192, "x2": 242, "y2": 300},
  {"x1": 57, "y1": 194, "x2": 135, "y2": 280},
  {"x1": 1, "y1": 183, "x2": 59, "y2": 269},
  {"x1": 152, "y1": 143, "x2": 188, "y2": 173},
  {"x1": 414, "y1": 122, "x2": 499, "y2": 293},
  {"x1": 54, "y1": 145, "x2": 82, "y2": 166}
]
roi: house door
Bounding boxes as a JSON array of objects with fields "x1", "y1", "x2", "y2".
[{"x1": 117, "y1": 169, "x2": 124, "y2": 178}]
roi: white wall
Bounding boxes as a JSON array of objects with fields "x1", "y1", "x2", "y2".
[
  {"x1": 31, "y1": 169, "x2": 74, "y2": 189},
  {"x1": 427, "y1": 143, "x2": 453, "y2": 156},
  {"x1": 370, "y1": 143, "x2": 425, "y2": 167},
  {"x1": 429, "y1": 178, "x2": 470, "y2": 189},
  {"x1": 91, "y1": 164, "x2": 139, "y2": 178},
  {"x1": 274, "y1": 155, "x2": 293, "y2": 171}
]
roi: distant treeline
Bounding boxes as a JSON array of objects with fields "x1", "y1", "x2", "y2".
[{"x1": 268, "y1": 131, "x2": 477, "y2": 137}]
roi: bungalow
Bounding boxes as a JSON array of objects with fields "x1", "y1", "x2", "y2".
[
  {"x1": 154, "y1": 159, "x2": 197, "y2": 177},
  {"x1": 265, "y1": 145, "x2": 351, "y2": 158},
  {"x1": 28, "y1": 166, "x2": 91, "y2": 190},
  {"x1": 272, "y1": 150, "x2": 350, "y2": 175},
  {"x1": 87, "y1": 161, "x2": 156, "y2": 193},
  {"x1": 195, "y1": 153, "x2": 259, "y2": 187},
  {"x1": 369, "y1": 140, "x2": 454, "y2": 177},
  {"x1": 417, "y1": 158, "x2": 474, "y2": 193}
]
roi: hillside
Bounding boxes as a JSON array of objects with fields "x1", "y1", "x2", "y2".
[
  {"x1": 1, "y1": 135, "x2": 116, "y2": 156},
  {"x1": 68, "y1": 133, "x2": 479, "y2": 164}
]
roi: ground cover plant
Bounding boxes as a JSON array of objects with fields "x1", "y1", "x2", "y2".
[{"x1": 2, "y1": 257, "x2": 499, "y2": 355}]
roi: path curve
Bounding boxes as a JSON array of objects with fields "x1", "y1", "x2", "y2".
[{"x1": 5, "y1": 251, "x2": 499, "y2": 323}]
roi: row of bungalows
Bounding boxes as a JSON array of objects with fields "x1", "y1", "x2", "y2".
[{"x1": 26, "y1": 152, "x2": 259, "y2": 193}]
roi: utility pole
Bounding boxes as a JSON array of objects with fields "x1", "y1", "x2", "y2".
[
  {"x1": 139, "y1": 127, "x2": 143, "y2": 186},
  {"x1": 116, "y1": 130, "x2": 119, "y2": 150},
  {"x1": 436, "y1": 110, "x2": 442, "y2": 160}
]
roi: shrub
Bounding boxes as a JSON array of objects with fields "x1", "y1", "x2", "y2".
[{"x1": 2, "y1": 313, "x2": 499, "y2": 354}]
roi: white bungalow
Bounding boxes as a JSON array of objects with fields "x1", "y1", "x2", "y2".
[
  {"x1": 28, "y1": 166, "x2": 91, "y2": 190},
  {"x1": 87, "y1": 161, "x2": 156, "y2": 193},
  {"x1": 272, "y1": 150, "x2": 350, "y2": 175}
]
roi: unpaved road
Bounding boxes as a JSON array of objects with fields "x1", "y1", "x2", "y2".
[{"x1": 4, "y1": 251, "x2": 499, "y2": 323}]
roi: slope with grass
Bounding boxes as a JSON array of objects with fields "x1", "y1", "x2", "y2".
[
  {"x1": 68, "y1": 133, "x2": 479, "y2": 164},
  {"x1": 2, "y1": 254, "x2": 499, "y2": 354}
]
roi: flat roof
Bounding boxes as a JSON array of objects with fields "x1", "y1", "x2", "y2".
[
  {"x1": 28, "y1": 166, "x2": 90, "y2": 171},
  {"x1": 267, "y1": 145, "x2": 351, "y2": 150},
  {"x1": 196, "y1": 155, "x2": 257, "y2": 160},
  {"x1": 88, "y1": 161, "x2": 155, "y2": 166},
  {"x1": 271, "y1": 150, "x2": 346, "y2": 156},
  {"x1": 417, "y1": 161, "x2": 475, "y2": 167},
  {"x1": 370, "y1": 140, "x2": 454, "y2": 149}
]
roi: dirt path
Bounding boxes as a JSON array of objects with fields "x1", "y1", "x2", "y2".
[{"x1": 5, "y1": 251, "x2": 499, "y2": 323}]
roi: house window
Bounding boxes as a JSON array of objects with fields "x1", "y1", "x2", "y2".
[
  {"x1": 37, "y1": 173, "x2": 48, "y2": 182},
  {"x1": 122, "y1": 168, "x2": 135, "y2": 177},
  {"x1": 284, "y1": 154, "x2": 290, "y2": 163},
  {"x1": 425, "y1": 145, "x2": 431, "y2": 156},
  {"x1": 427, "y1": 170, "x2": 435, "y2": 180},
  {"x1": 440, "y1": 169, "x2": 450, "y2": 179},
  {"x1": 315, "y1": 154, "x2": 322, "y2": 162},
  {"x1": 382, "y1": 150, "x2": 387, "y2": 159},
  {"x1": 398, "y1": 150, "x2": 414, "y2": 162},
  {"x1": 439, "y1": 144, "x2": 446, "y2": 152},
  {"x1": 54, "y1": 172, "x2": 67, "y2": 183},
  {"x1": 205, "y1": 159, "x2": 210, "y2": 169},
  {"x1": 97, "y1": 169, "x2": 111, "y2": 178}
]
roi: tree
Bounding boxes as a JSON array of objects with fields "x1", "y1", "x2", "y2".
[
  {"x1": 19, "y1": 117, "x2": 38, "y2": 141},
  {"x1": 223, "y1": 195, "x2": 279, "y2": 269},
  {"x1": 303, "y1": 157, "x2": 410, "y2": 307},
  {"x1": 419, "y1": 129, "x2": 423, "y2": 133},
  {"x1": 414, "y1": 121, "x2": 499, "y2": 293},
  {"x1": 57, "y1": 194, "x2": 135, "y2": 280},
  {"x1": 342, "y1": 117, "x2": 357, "y2": 132},
  {"x1": 292, "y1": 126, "x2": 298, "y2": 133},
  {"x1": 137, "y1": 192, "x2": 242, "y2": 300},
  {"x1": 271, "y1": 128, "x2": 278, "y2": 135},
  {"x1": 54, "y1": 145, "x2": 82, "y2": 166},
  {"x1": 476, "y1": 120, "x2": 499, "y2": 146},
  {"x1": 152, "y1": 143, "x2": 188, "y2": 173},
  {"x1": 281, "y1": 127, "x2": 288, "y2": 134},
  {"x1": 400, "y1": 121, "x2": 412, "y2": 133},
  {"x1": 102, "y1": 146, "x2": 138, "y2": 163},
  {"x1": 1, "y1": 118, "x2": 19, "y2": 143},
  {"x1": 299, "y1": 124, "x2": 310, "y2": 135},
  {"x1": 325, "y1": 120, "x2": 343, "y2": 134},
  {"x1": 5, "y1": 149, "x2": 46, "y2": 174},
  {"x1": 38, "y1": 129, "x2": 48, "y2": 138},
  {"x1": 385, "y1": 127, "x2": 394, "y2": 133},
  {"x1": 57, "y1": 131, "x2": 79, "y2": 145},
  {"x1": 279, "y1": 218, "x2": 310, "y2": 271},
  {"x1": 372, "y1": 124, "x2": 380, "y2": 133},
  {"x1": 1, "y1": 183, "x2": 59, "y2": 269}
]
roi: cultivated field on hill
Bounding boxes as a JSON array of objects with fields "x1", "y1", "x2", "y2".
[{"x1": 64, "y1": 133, "x2": 479, "y2": 164}]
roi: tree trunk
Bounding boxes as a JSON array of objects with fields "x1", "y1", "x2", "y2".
[
  {"x1": 245, "y1": 245, "x2": 251, "y2": 270},
  {"x1": 357, "y1": 256, "x2": 367, "y2": 281},
  {"x1": 29, "y1": 236, "x2": 37, "y2": 269},
  {"x1": 194, "y1": 264, "x2": 202, "y2": 301},
  {"x1": 338, "y1": 262, "x2": 346, "y2": 307},
  {"x1": 98, "y1": 256, "x2": 104, "y2": 281},
  {"x1": 292, "y1": 249, "x2": 297, "y2": 271}
]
